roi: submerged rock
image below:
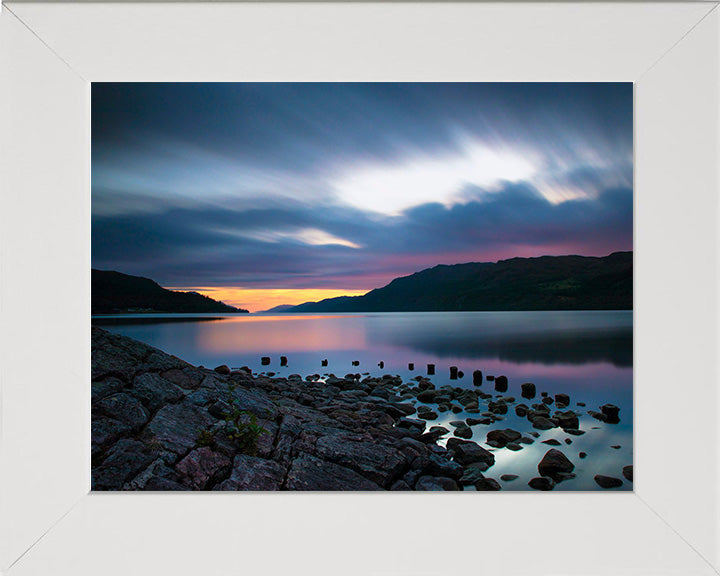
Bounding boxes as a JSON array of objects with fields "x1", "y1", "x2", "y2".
[
  {"x1": 528, "y1": 476, "x2": 555, "y2": 491},
  {"x1": 475, "y1": 477, "x2": 501, "y2": 491},
  {"x1": 594, "y1": 475, "x2": 623, "y2": 489},
  {"x1": 622, "y1": 465, "x2": 633, "y2": 482}
]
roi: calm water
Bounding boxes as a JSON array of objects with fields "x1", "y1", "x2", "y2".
[{"x1": 96, "y1": 311, "x2": 633, "y2": 491}]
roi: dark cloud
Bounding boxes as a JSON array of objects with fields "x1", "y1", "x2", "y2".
[{"x1": 91, "y1": 83, "x2": 633, "y2": 289}]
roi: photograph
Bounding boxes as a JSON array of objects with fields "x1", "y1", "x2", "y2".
[{"x1": 91, "y1": 82, "x2": 633, "y2": 491}]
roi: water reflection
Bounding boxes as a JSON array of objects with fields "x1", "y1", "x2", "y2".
[{"x1": 94, "y1": 310, "x2": 633, "y2": 491}]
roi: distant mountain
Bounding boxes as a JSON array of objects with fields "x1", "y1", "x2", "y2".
[
  {"x1": 258, "y1": 304, "x2": 296, "y2": 314},
  {"x1": 290, "y1": 252, "x2": 632, "y2": 312},
  {"x1": 92, "y1": 270, "x2": 248, "y2": 314}
]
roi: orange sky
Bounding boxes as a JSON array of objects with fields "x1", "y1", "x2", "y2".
[{"x1": 168, "y1": 287, "x2": 367, "y2": 313}]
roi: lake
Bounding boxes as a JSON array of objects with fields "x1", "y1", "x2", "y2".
[{"x1": 94, "y1": 310, "x2": 633, "y2": 491}]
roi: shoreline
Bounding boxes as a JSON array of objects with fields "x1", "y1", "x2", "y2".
[{"x1": 92, "y1": 327, "x2": 631, "y2": 491}]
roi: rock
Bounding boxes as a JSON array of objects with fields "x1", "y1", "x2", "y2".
[
  {"x1": 555, "y1": 410, "x2": 579, "y2": 430},
  {"x1": 416, "y1": 390, "x2": 438, "y2": 403},
  {"x1": 447, "y1": 439, "x2": 495, "y2": 466},
  {"x1": 564, "y1": 438, "x2": 572, "y2": 445},
  {"x1": 611, "y1": 445, "x2": 621, "y2": 449},
  {"x1": 452, "y1": 423, "x2": 473, "y2": 439},
  {"x1": 321, "y1": 359, "x2": 328, "y2": 367},
  {"x1": 473, "y1": 370, "x2": 483, "y2": 386},
  {"x1": 261, "y1": 357, "x2": 271, "y2": 366},
  {"x1": 214, "y1": 365, "x2": 231, "y2": 375},
  {"x1": 555, "y1": 393, "x2": 570, "y2": 406},
  {"x1": 515, "y1": 404, "x2": 529, "y2": 417},
  {"x1": 92, "y1": 377, "x2": 125, "y2": 402},
  {"x1": 579, "y1": 452, "x2": 587, "y2": 459},
  {"x1": 419, "y1": 426, "x2": 450, "y2": 444},
  {"x1": 91, "y1": 417, "x2": 131, "y2": 456},
  {"x1": 407, "y1": 363, "x2": 414, "y2": 371},
  {"x1": 520, "y1": 382, "x2": 536, "y2": 399},
  {"x1": 449, "y1": 366, "x2": 459, "y2": 380},
  {"x1": 542, "y1": 396, "x2": 554, "y2": 406},
  {"x1": 313, "y1": 433, "x2": 406, "y2": 487},
  {"x1": 413, "y1": 452, "x2": 463, "y2": 480},
  {"x1": 623, "y1": 465, "x2": 633, "y2": 482},
  {"x1": 96, "y1": 393, "x2": 149, "y2": 431},
  {"x1": 486, "y1": 428, "x2": 521, "y2": 447},
  {"x1": 500, "y1": 474, "x2": 519, "y2": 482},
  {"x1": 488, "y1": 401, "x2": 508, "y2": 415},
  {"x1": 542, "y1": 439, "x2": 561, "y2": 446},
  {"x1": 528, "y1": 476, "x2": 555, "y2": 491},
  {"x1": 594, "y1": 475, "x2": 623, "y2": 489},
  {"x1": 132, "y1": 372, "x2": 185, "y2": 412},
  {"x1": 564, "y1": 429, "x2": 585, "y2": 436},
  {"x1": 494, "y1": 375, "x2": 508, "y2": 392},
  {"x1": 92, "y1": 439, "x2": 156, "y2": 490},
  {"x1": 506, "y1": 443, "x2": 523, "y2": 451},
  {"x1": 486, "y1": 375, "x2": 495, "y2": 381},
  {"x1": 144, "y1": 402, "x2": 215, "y2": 454},
  {"x1": 176, "y1": 447, "x2": 232, "y2": 490},
  {"x1": 467, "y1": 417, "x2": 492, "y2": 426},
  {"x1": 417, "y1": 410, "x2": 438, "y2": 420},
  {"x1": 208, "y1": 400, "x2": 231, "y2": 419},
  {"x1": 475, "y1": 477, "x2": 501, "y2": 491},
  {"x1": 285, "y1": 453, "x2": 382, "y2": 491},
  {"x1": 532, "y1": 416, "x2": 556, "y2": 430},
  {"x1": 459, "y1": 464, "x2": 489, "y2": 485},
  {"x1": 280, "y1": 356, "x2": 288, "y2": 366},
  {"x1": 538, "y1": 449, "x2": 574, "y2": 479},
  {"x1": 601, "y1": 404, "x2": 620, "y2": 423},
  {"x1": 396, "y1": 417, "x2": 426, "y2": 432},
  {"x1": 390, "y1": 479, "x2": 412, "y2": 490},
  {"x1": 216, "y1": 454, "x2": 286, "y2": 490},
  {"x1": 415, "y1": 476, "x2": 460, "y2": 491},
  {"x1": 427, "y1": 364, "x2": 435, "y2": 375},
  {"x1": 518, "y1": 436, "x2": 534, "y2": 445}
]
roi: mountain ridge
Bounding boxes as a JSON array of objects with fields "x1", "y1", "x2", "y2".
[
  {"x1": 92, "y1": 269, "x2": 248, "y2": 314},
  {"x1": 290, "y1": 251, "x2": 632, "y2": 312}
]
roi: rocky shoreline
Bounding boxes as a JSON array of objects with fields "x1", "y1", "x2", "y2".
[{"x1": 92, "y1": 327, "x2": 632, "y2": 491}]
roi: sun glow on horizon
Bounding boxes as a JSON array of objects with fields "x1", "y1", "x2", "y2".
[{"x1": 168, "y1": 287, "x2": 368, "y2": 313}]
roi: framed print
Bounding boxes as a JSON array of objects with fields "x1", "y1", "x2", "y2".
[{"x1": 1, "y1": 2, "x2": 719, "y2": 575}]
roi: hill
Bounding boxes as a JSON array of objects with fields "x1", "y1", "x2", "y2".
[
  {"x1": 291, "y1": 252, "x2": 632, "y2": 312},
  {"x1": 258, "y1": 304, "x2": 296, "y2": 314},
  {"x1": 92, "y1": 269, "x2": 248, "y2": 314}
]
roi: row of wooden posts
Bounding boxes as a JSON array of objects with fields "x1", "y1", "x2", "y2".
[{"x1": 257, "y1": 356, "x2": 507, "y2": 389}]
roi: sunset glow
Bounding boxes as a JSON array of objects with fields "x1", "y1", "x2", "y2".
[{"x1": 169, "y1": 287, "x2": 368, "y2": 313}]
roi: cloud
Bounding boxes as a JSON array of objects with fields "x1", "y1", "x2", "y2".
[{"x1": 91, "y1": 83, "x2": 633, "y2": 290}]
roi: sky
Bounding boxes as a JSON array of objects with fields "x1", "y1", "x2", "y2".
[{"x1": 92, "y1": 83, "x2": 633, "y2": 312}]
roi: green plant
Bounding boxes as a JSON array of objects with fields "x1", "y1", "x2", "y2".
[
  {"x1": 223, "y1": 381, "x2": 268, "y2": 455},
  {"x1": 196, "y1": 429, "x2": 216, "y2": 448}
]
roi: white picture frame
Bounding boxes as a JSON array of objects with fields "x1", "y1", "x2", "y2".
[{"x1": 1, "y1": 2, "x2": 718, "y2": 574}]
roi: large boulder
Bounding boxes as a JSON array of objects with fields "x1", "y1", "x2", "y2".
[
  {"x1": 486, "y1": 428, "x2": 521, "y2": 447},
  {"x1": 538, "y1": 449, "x2": 574, "y2": 479},
  {"x1": 447, "y1": 438, "x2": 495, "y2": 467},
  {"x1": 96, "y1": 393, "x2": 149, "y2": 431},
  {"x1": 216, "y1": 454, "x2": 286, "y2": 490},
  {"x1": 144, "y1": 402, "x2": 215, "y2": 454},
  {"x1": 285, "y1": 453, "x2": 382, "y2": 490},
  {"x1": 176, "y1": 447, "x2": 232, "y2": 490}
]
